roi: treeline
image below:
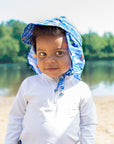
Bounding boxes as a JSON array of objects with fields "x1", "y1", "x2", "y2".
[
  {"x1": 0, "y1": 20, "x2": 114, "y2": 63},
  {"x1": 82, "y1": 31, "x2": 114, "y2": 60},
  {"x1": 0, "y1": 20, "x2": 28, "y2": 63}
]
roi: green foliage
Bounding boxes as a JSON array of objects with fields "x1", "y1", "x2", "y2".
[
  {"x1": 0, "y1": 19, "x2": 114, "y2": 63},
  {"x1": 6, "y1": 20, "x2": 28, "y2": 58},
  {"x1": 0, "y1": 20, "x2": 28, "y2": 63},
  {"x1": 0, "y1": 23, "x2": 12, "y2": 38},
  {"x1": 102, "y1": 32, "x2": 114, "y2": 53},
  {"x1": 82, "y1": 31, "x2": 114, "y2": 60},
  {"x1": 0, "y1": 36, "x2": 20, "y2": 63}
]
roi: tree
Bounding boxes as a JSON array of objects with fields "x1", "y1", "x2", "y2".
[
  {"x1": 103, "y1": 32, "x2": 114, "y2": 53},
  {"x1": 0, "y1": 36, "x2": 19, "y2": 63},
  {"x1": 82, "y1": 31, "x2": 108, "y2": 59},
  {"x1": 6, "y1": 20, "x2": 28, "y2": 57},
  {"x1": 0, "y1": 23, "x2": 12, "y2": 38}
]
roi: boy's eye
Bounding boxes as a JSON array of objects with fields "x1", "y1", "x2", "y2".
[
  {"x1": 39, "y1": 52, "x2": 47, "y2": 56},
  {"x1": 56, "y1": 51, "x2": 64, "y2": 56}
]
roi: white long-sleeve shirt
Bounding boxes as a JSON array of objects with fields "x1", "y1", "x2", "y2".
[{"x1": 5, "y1": 74, "x2": 97, "y2": 144}]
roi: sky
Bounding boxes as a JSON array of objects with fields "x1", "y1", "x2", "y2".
[{"x1": 0, "y1": 0, "x2": 114, "y2": 35}]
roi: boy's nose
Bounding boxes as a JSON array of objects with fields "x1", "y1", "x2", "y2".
[{"x1": 46, "y1": 56, "x2": 56, "y2": 63}]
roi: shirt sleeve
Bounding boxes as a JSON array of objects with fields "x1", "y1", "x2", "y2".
[
  {"x1": 79, "y1": 84, "x2": 97, "y2": 144},
  {"x1": 5, "y1": 80, "x2": 27, "y2": 144}
]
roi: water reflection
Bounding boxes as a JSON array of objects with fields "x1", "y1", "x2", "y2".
[
  {"x1": 82, "y1": 60, "x2": 114, "y2": 96},
  {"x1": 0, "y1": 61, "x2": 114, "y2": 97},
  {"x1": 0, "y1": 63, "x2": 34, "y2": 97}
]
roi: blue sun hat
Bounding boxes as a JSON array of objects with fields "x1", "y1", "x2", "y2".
[{"x1": 22, "y1": 16, "x2": 85, "y2": 95}]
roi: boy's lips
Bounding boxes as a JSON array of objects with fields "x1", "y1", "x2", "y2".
[{"x1": 45, "y1": 68, "x2": 59, "y2": 71}]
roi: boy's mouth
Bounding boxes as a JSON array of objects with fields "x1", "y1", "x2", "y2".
[{"x1": 45, "y1": 68, "x2": 59, "y2": 71}]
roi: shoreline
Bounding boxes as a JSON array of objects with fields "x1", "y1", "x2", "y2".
[{"x1": 0, "y1": 96, "x2": 114, "y2": 144}]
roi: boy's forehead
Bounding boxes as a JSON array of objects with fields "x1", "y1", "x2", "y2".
[
  {"x1": 36, "y1": 35, "x2": 68, "y2": 50},
  {"x1": 36, "y1": 35, "x2": 67, "y2": 42}
]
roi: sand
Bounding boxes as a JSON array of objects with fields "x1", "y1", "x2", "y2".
[{"x1": 0, "y1": 96, "x2": 114, "y2": 144}]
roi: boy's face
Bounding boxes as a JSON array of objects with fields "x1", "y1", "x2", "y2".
[{"x1": 36, "y1": 35, "x2": 71, "y2": 78}]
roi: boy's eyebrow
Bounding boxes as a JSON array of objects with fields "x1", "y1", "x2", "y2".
[
  {"x1": 37, "y1": 49, "x2": 46, "y2": 51},
  {"x1": 56, "y1": 47, "x2": 68, "y2": 50},
  {"x1": 37, "y1": 47, "x2": 67, "y2": 51}
]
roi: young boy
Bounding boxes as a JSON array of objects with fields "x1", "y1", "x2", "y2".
[{"x1": 5, "y1": 16, "x2": 97, "y2": 144}]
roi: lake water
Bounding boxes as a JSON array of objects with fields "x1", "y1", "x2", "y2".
[{"x1": 0, "y1": 60, "x2": 114, "y2": 97}]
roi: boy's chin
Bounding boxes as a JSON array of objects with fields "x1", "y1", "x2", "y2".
[
  {"x1": 44, "y1": 70, "x2": 70, "y2": 79},
  {"x1": 46, "y1": 74, "x2": 64, "y2": 79}
]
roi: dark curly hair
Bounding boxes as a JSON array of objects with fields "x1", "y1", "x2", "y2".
[{"x1": 32, "y1": 25, "x2": 66, "y2": 52}]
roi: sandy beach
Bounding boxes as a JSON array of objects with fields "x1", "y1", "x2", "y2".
[{"x1": 0, "y1": 96, "x2": 114, "y2": 144}]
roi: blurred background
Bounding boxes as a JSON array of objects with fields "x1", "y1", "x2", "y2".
[{"x1": 0, "y1": 0, "x2": 114, "y2": 97}]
